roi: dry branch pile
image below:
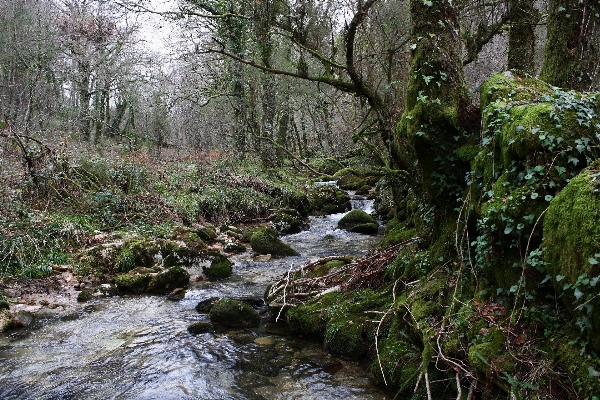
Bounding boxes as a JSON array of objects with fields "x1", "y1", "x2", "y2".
[{"x1": 266, "y1": 238, "x2": 419, "y2": 309}]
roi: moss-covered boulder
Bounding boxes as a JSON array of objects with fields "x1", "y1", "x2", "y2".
[
  {"x1": 307, "y1": 185, "x2": 351, "y2": 215},
  {"x1": 223, "y1": 241, "x2": 246, "y2": 253},
  {"x1": 309, "y1": 157, "x2": 345, "y2": 176},
  {"x1": 114, "y1": 272, "x2": 152, "y2": 294},
  {"x1": 147, "y1": 266, "x2": 190, "y2": 293},
  {"x1": 202, "y1": 254, "x2": 233, "y2": 280},
  {"x1": 250, "y1": 227, "x2": 299, "y2": 257},
  {"x1": 78, "y1": 236, "x2": 204, "y2": 276},
  {"x1": 337, "y1": 210, "x2": 378, "y2": 234},
  {"x1": 335, "y1": 169, "x2": 366, "y2": 190},
  {"x1": 271, "y1": 208, "x2": 307, "y2": 234},
  {"x1": 148, "y1": 266, "x2": 190, "y2": 293},
  {"x1": 209, "y1": 298, "x2": 261, "y2": 328},
  {"x1": 196, "y1": 297, "x2": 221, "y2": 313},
  {"x1": 187, "y1": 321, "x2": 213, "y2": 334},
  {"x1": 77, "y1": 290, "x2": 94, "y2": 302},
  {"x1": 472, "y1": 72, "x2": 600, "y2": 289},
  {"x1": 544, "y1": 162, "x2": 600, "y2": 350}
]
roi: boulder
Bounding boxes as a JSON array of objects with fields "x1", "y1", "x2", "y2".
[
  {"x1": 187, "y1": 321, "x2": 213, "y2": 334},
  {"x1": 114, "y1": 272, "x2": 152, "y2": 294},
  {"x1": 202, "y1": 254, "x2": 233, "y2": 280},
  {"x1": 307, "y1": 185, "x2": 351, "y2": 215},
  {"x1": 209, "y1": 298, "x2": 261, "y2": 328},
  {"x1": 337, "y1": 209, "x2": 379, "y2": 234},
  {"x1": 196, "y1": 297, "x2": 221, "y2": 313},
  {"x1": 148, "y1": 266, "x2": 190, "y2": 293},
  {"x1": 250, "y1": 228, "x2": 299, "y2": 258},
  {"x1": 271, "y1": 208, "x2": 307, "y2": 235},
  {"x1": 167, "y1": 288, "x2": 187, "y2": 301}
]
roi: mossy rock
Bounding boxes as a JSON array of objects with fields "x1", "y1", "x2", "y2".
[
  {"x1": 147, "y1": 266, "x2": 190, "y2": 293},
  {"x1": 196, "y1": 297, "x2": 221, "y2": 313},
  {"x1": 336, "y1": 170, "x2": 366, "y2": 190},
  {"x1": 250, "y1": 227, "x2": 299, "y2": 258},
  {"x1": 167, "y1": 288, "x2": 187, "y2": 301},
  {"x1": 286, "y1": 292, "x2": 339, "y2": 338},
  {"x1": 203, "y1": 254, "x2": 233, "y2": 280},
  {"x1": 309, "y1": 158, "x2": 345, "y2": 175},
  {"x1": 271, "y1": 208, "x2": 307, "y2": 235},
  {"x1": 544, "y1": 162, "x2": 600, "y2": 350},
  {"x1": 194, "y1": 225, "x2": 217, "y2": 242},
  {"x1": 77, "y1": 290, "x2": 94, "y2": 302},
  {"x1": 355, "y1": 185, "x2": 371, "y2": 196},
  {"x1": 349, "y1": 223, "x2": 379, "y2": 234},
  {"x1": 480, "y1": 71, "x2": 553, "y2": 110},
  {"x1": 170, "y1": 226, "x2": 207, "y2": 250},
  {"x1": 114, "y1": 272, "x2": 152, "y2": 294},
  {"x1": 187, "y1": 321, "x2": 213, "y2": 334},
  {"x1": 324, "y1": 318, "x2": 367, "y2": 359},
  {"x1": 223, "y1": 241, "x2": 246, "y2": 253},
  {"x1": 307, "y1": 185, "x2": 351, "y2": 215},
  {"x1": 209, "y1": 298, "x2": 261, "y2": 328},
  {"x1": 337, "y1": 210, "x2": 378, "y2": 234}
]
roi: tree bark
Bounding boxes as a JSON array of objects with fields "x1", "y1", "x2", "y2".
[
  {"x1": 507, "y1": 0, "x2": 539, "y2": 74},
  {"x1": 540, "y1": 0, "x2": 600, "y2": 90},
  {"x1": 400, "y1": 0, "x2": 476, "y2": 205}
]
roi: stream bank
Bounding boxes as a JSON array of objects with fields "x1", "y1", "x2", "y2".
[{"x1": 0, "y1": 192, "x2": 390, "y2": 399}]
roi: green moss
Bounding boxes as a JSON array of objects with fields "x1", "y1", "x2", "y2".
[
  {"x1": 114, "y1": 272, "x2": 152, "y2": 294},
  {"x1": 203, "y1": 254, "x2": 233, "y2": 280},
  {"x1": 271, "y1": 208, "x2": 306, "y2": 234},
  {"x1": 250, "y1": 227, "x2": 299, "y2": 257},
  {"x1": 480, "y1": 72, "x2": 553, "y2": 110},
  {"x1": 337, "y1": 171, "x2": 366, "y2": 190},
  {"x1": 147, "y1": 266, "x2": 190, "y2": 293},
  {"x1": 309, "y1": 158, "x2": 345, "y2": 175},
  {"x1": 468, "y1": 327, "x2": 505, "y2": 378},
  {"x1": 554, "y1": 339, "x2": 600, "y2": 397},
  {"x1": 544, "y1": 162, "x2": 600, "y2": 350},
  {"x1": 209, "y1": 298, "x2": 260, "y2": 328},
  {"x1": 286, "y1": 292, "x2": 339, "y2": 337},
  {"x1": 337, "y1": 209, "x2": 377, "y2": 232},
  {"x1": 187, "y1": 321, "x2": 213, "y2": 334},
  {"x1": 307, "y1": 185, "x2": 350, "y2": 215},
  {"x1": 77, "y1": 290, "x2": 94, "y2": 302},
  {"x1": 324, "y1": 318, "x2": 367, "y2": 359}
]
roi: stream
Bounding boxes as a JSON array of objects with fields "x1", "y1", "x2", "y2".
[{"x1": 0, "y1": 193, "x2": 391, "y2": 399}]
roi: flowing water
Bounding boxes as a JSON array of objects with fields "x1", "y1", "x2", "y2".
[{"x1": 0, "y1": 193, "x2": 390, "y2": 399}]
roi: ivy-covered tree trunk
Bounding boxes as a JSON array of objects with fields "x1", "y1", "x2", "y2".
[
  {"x1": 507, "y1": 0, "x2": 538, "y2": 74},
  {"x1": 399, "y1": 0, "x2": 475, "y2": 206},
  {"x1": 540, "y1": 0, "x2": 600, "y2": 90}
]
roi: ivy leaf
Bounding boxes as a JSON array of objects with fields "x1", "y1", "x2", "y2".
[
  {"x1": 545, "y1": 195, "x2": 553, "y2": 201},
  {"x1": 504, "y1": 225, "x2": 514, "y2": 235},
  {"x1": 568, "y1": 156, "x2": 579, "y2": 166},
  {"x1": 588, "y1": 257, "x2": 599, "y2": 265},
  {"x1": 530, "y1": 192, "x2": 539, "y2": 199},
  {"x1": 531, "y1": 127, "x2": 540, "y2": 135},
  {"x1": 556, "y1": 275, "x2": 565, "y2": 282},
  {"x1": 410, "y1": 43, "x2": 417, "y2": 50},
  {"x1": 574, "y1": 288, "x2": 584, "y2": 301},
  {"x1": 516, "y1": 125, "x2": 524, "y2": 132}
]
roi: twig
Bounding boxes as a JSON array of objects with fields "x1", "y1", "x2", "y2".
[
  {"x1": 456, "y1": 373, "x2": 462, "y2": 400},
  {"x1": 467, "y1": 379, "x2": 477, "y2": 400},
  {"x1": 276, "y1": 263, "x2": 294, "y2": 322},
  {"x1": 425, "y1": 372, "x2": 432, "y2": 400}
]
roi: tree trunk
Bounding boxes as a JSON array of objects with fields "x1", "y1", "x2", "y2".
[
  {"x1": 399, "y1": 0, "x2": 476, "y2": 205},
  {"x1": 507, "y1": 0, "x2": 538, "y2": 74},
  {"x1": 540, "y1": 0, "x2": 600, "y2": 90}
]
